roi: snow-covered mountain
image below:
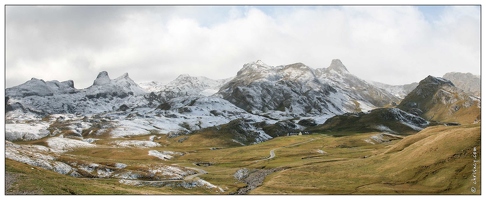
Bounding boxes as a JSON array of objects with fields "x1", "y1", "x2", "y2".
[
  {"x1": 5, "y1": 71, "x2": 275, "y2": 144},
  {"x1": 138, "y1": 81, "x2": 166, "y2": 93},
  {"x1": 85, "y1": 71, "x2": 146, "y2": 98},
  {"x1": 5, "y1": 71, "x2": 148, "y2": 116},
  {"x1": 6, "y1": 78, "x2": 77, "y2": 97},
  {"x1": 217, "y1": 59, "x2": 399, "y2": 119},
  {"x1": 5, "y1": 60, "x2": 480, "y2": 145},
  {"x1": 153, "y1": 74, "x2": 232, "y2": 98}
]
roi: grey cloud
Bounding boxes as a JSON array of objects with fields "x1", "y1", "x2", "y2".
[{"x1": 5, "y1": 6, "x2": 480, "y2": 89}]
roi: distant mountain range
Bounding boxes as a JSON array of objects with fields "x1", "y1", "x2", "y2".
[{"x1": 5, "y1": 59, "x2": 481, "y2": 144}]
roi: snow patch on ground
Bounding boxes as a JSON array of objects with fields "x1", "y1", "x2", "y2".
[
  {"x1": 46, "y1": 137, "x2": 96, "y2": 152},
  {"x1": 149, "y1": 165, "x2": 196, "y2": 180},
  {"x1": 373, "y1": 125, "x2": 398, "y2": 134},
  {"x1": 5, "y1": 141, "x2": 59, "y2": 172},
  {"x1": 232, "y1": 139, "x2": 245, "y2": 146},
  {"x1": 400, "y1": 121, "x2": 425, "y2": 131},
  {"x1": 316, "y1": 149, "x2": 327, "y2": 154},
  {"x1": 357, "y1": 100, "x2": 375, "y2": 112},
  {"x1": 110, "y1": 119, "x2": 154, "y2": 137},
  {"x1": 112, "y1": 140, "x2": 161, "y2": 148},
  {"x1": 148, "y1": 150, "x2": 183, "y2": 160},
  {"x1": 364, "y1": 139, "x2": 375, "y2": 145},
  {"x1": 5, "y1": 122, "x2": 50, "y2": 141}
]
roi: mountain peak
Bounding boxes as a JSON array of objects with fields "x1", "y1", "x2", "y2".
[
  {"x1": 255, "y1": 60, "x2": 267, "y2": 66},
  {"x1": 114, "y1": 73, "x2": 134, "y2": 82},
  {"x1": 120, "y1": 73, "x2": 129, "y2": 78},
  {"x1": 327, "y1": 59, "x2": 349, "y2": 73},
  {"x1": 176, "y1": 74, "x2": 192, "y2": 79},
  {"x1": 93, "y1": 71, "x2": 111, "y2": 86},
  {"x1": 420, "y1": 75, "x2": 454, "y2": 87}
]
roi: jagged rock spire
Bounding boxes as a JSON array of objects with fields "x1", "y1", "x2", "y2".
[
  {"x1": 93, "y1": 71, "x2": 111, "y2": 86},
  {"x1": 327, "y1": 59, "x2": 349, "y2": 73}
]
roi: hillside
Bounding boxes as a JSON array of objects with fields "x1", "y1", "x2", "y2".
[
  {"x1": 6, "y1": 124, "x2": 480, "y2": 194},
  {"x1": 309, "y1": 108, "x2": 429, "y2": 136},
  {"x1": 398, "y1": 76, "x2": 480, "y2": 124}
]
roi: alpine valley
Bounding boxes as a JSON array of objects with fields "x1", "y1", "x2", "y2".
[{"x1": 5, "y1": 59, "x2": 481, "y2": 194}]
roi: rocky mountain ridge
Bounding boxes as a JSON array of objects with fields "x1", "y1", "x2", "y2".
[{"x1": 5, "y1": 59, "x2": 480, "y2": 144}]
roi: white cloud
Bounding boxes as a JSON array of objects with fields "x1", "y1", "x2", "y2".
[{"x1": 5, "y1": 5, "x2": 480, "y2": 88}]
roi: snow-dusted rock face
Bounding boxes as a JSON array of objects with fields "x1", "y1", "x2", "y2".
[
  {"x1": 218, "y1": 59, "x2": 399, "y2": 118},
  {"x1": 138, "y1": 81, "x2": 166, "y2": 93},
  {"x1": 92, "y1": 71, "x2": 111, "y2": 86},
  {"x1": 443, "y1": 72, "x2": 480, "y2": 97},
  {"x1": 85, "y1": 71, "x2": 146, "y2": 98},
  {"x1": 219, "y1": 61, "x2": 341, "y2": 117},
  {"x1": 6, "y1": 61, "x2": 478, "y2": 145},
  {"x1": 142, "y1": 74, "x2": 232, "y2": 102},
  {"x1": 315, "y1": 59, "x2": 401, "y2": 110},
  {"x1": 6, "y1": 78, "x2": 77, "y2": 97},
  {"x1": 6, "y1": 71, "x2": 148, "y2": 116}
]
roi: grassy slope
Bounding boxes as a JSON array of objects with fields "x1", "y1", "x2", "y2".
[
  {"x1": 252, "y1": 125, "x2": 481, "y2": 194},
  {"x1": 5, "y1": 124, "x2": 481, "y2": 194}
]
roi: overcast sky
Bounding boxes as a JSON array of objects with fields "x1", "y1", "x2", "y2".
[{"x1": 5, "y1": 5, "x2": 480, "y2": 89}]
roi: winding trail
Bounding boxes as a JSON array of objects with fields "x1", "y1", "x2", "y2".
[
  {"x1": 184, "y1": 167, "x2": 207, "y2": 180},
  {"x1": 257, "y1": 138, "x2": 316, "y2": 162}
]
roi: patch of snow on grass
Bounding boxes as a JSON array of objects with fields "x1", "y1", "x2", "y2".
[
  {"x1": 373, "y1": 125, "x2": 398, "y2": 134},
  {"x1": 400, "y1": 121, "x2": 424, "y2": 131},
  {"x1": 115, "y1": 163, "x2": 128, "y2": 169},
  {"x1": 316, "y1": 149, "x2": 327, "y2": 154},
  {"x1": 148, "y1": 150, "x2": 183, "y2": 160},
  {"x1": 112, "y1": 140, "x2": 161, "y2": 148},
  {"x1": 5, "y1": 141, "x2": 57, "y2": 171},
  {"x1": 232, "y1": 139, "x2": 245, "y2": 146},
  {"x1": 5, "y1": 122, "x2": 50, "y2": 141},
  {"x1": 46, "y1": 137, "x2": 96, "y2": 152}
]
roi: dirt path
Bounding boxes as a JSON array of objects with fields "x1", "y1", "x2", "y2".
[
  {"x1": 183, "y1": 167, "x2": 207, "y2": 180},
  {"x1": 257, "y1": 138, "x2": 316, "y2": 162}
]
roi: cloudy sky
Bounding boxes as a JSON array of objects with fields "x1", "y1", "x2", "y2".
[{"x1": 5, "y1": 5, "x2": 480, "y2": 89}]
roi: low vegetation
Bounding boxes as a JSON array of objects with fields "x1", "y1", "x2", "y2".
[{"x1": 6, "y1": 123, "x2": 481, "y2": 195}]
